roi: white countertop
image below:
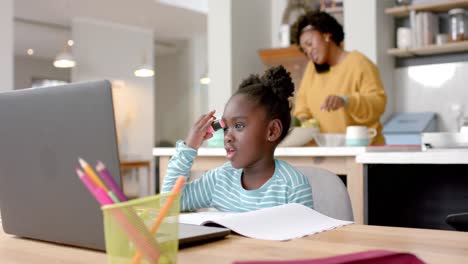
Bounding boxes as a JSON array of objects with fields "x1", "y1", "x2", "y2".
[
  {"x1": 153, "y1": 146, "x2": 421, "y2": 157},
  {"x1": 153, "y1": 146, "x2": 367, "y2": 157},
  {"x1": 154, "y1": 146, "x2": 468, "y2": 164},
  {"x1": 356, "y1": 149, "x2": 468, "y2": 164}
]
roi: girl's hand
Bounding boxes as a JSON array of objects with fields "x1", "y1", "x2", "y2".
[
  {"x1": 184, "y1": 110, "x2": 216, "y2": 150},
  {"x1": 321, "y1": 95, "x2": 345, "y2": 112}
]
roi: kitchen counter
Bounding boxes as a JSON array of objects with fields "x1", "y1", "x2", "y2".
[
  {"x1": 153, "y1": 145, "x2": 420, "y2": 157},
  {"x1": 153, "y1": 146, "x2": 367, "y2": 157},
  {"x1": 356, "y1": 149, "x2": 468, "y2": 164},
  {"x1": 153, "y1": 145, "x2": 419, "y2": 225}
]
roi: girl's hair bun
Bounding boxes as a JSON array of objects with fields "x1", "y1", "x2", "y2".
[
  {"x1": 260, "y1": 65, "x2": 294, "y2": 101},
  {"x1": 238, "y1": 74, "x2": 262, "y2": 91}
]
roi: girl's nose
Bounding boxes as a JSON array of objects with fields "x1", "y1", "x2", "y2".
[{"x1": 224, "y1": 129, "x2": 233, "y2": 143}]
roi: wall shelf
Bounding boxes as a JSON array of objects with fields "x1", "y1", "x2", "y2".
[
  {"x1": 322, "y1": 6, "x2": 343, "y2": 14},
  {"x1": 385, "y1": 0, "x2": 468, "y2": 17},
  {"x1": 258, "y1": 45, "x2": 305, "y2": 64},
  {"x1": 258, "y1": 46, "x2": 308, "y2": 89},
  {"x1": 388, "y1": 40, "x2": 468, "y2": 57}
]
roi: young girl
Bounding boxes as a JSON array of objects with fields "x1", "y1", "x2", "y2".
[{"x1": 161, "y1": 66, "x2": 313, "y2": 212}]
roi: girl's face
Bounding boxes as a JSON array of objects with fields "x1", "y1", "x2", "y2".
[
  {"x1": 222, "y1": 94, "x2": 271, "y2": 169},
  {"x1": 299, "y1": 30, "x2": 330, "y2": 65}
]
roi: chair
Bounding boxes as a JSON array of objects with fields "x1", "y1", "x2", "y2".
[
  {"x1": 296, "y1": 167, "x2": 354, "y2": 221},
  {"x1": 445, "y1": 212, "x2": 468, "y2": 231}
]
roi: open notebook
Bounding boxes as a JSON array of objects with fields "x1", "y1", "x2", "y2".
[{"x1": 179, "y1": 203, "x2": 353, "y2": 241}]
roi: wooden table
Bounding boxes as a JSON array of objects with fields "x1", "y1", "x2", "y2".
[
  {"x1": 2, "y1": 223, "x2": 468, "y2": 263},
  {"x1": 120, "y1": 160, "x2": 151, "y2": 195},
  {"x1": 154, "y1": 147, "x2": 367, "y2": 224}
]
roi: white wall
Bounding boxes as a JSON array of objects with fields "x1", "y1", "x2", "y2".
[
  {"x1": 14, "y1": 56, "x2": 70, "y2": 89},
  {"x1": 155, "y1": 34, "x2": 208, "y2": 145},
  {"x1": 71, "y1": 18, "x2": 154, "y2": 196},
  {"x1": 375, "y1": 0, "x2": 395, "y2": 123},
  {"x1": 208, "y1": 0, "x2": 232, "y2": 114},
  {"x1": 231, "y1": 0, "x2": 271, "y2": 91},
  {"x1": 208, "y1": 0, "x2": 271, "y2": 115},
  {"x1": 0, "y1": 0, "x2": 13, "y2": 92},
  {"x1": 187, "y1": 34, "x2": 209, "y2": 125},
  {"x1": 271, "y1": 0, "x2": 288, "y2": 48},
  {"x1": 394, "y1": 62, "x2": 468, "y2": 132},
  {"x1": 155, "y1": 41, "x2": 190, "y2": 145}
]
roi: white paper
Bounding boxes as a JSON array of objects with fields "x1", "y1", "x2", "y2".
[{"x1": 179, "y1": 203, "x2": 353, "y2": 241}]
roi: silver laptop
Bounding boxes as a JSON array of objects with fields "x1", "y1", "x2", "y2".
[
  {"x1": 0, "y1": 80, "x2": 121, "y2": 250},
  {"x1": 0, "y1": 80, "x2": 229, "y2": 250}
]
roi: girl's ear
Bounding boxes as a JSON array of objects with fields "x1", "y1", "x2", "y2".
[
  {"x1": 267, "y1": 119, "x2": 283, "y2": 142},
  {"x1": 323, "y1": 33, "x2": 332, "y2": 43}
]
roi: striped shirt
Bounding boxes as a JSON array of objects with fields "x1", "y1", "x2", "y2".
[{"x1": 161, "y1": 140, "x2": 314, "y2": 212}]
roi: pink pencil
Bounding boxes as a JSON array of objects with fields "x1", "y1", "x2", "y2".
[{"x1": 76, "y1": 168, "x2": 100, "y2": 201}]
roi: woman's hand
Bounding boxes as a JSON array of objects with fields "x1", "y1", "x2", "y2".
[
  {"x1": 321, "y1": 95, "x2": 345, "y2": 112},
  {"x1": 184, "y1": 110, "x2": 216, "y2": 150}
]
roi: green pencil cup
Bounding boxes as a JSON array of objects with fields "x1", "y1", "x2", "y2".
[{"x1": 101, "y1": 194, "x2": 180, "y2": 264}]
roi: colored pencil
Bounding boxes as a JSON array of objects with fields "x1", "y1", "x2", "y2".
[
  {"x1": 96, "y1": 160, "x2": 128, "y2": 202},
  {"x1": 76, "y1": 168, "x2": 99, "y2": 200},
  {"x1": 79, "y1": 158, "x2": 109, "y2": 192}
]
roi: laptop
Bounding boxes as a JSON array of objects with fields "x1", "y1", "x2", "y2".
[{"x1": 0, "y1": 80, "x2": 229, "y2": 250}]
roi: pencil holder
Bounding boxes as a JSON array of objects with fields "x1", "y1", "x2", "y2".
[{"x1": 102, "y1": 194, "x2": 180, "y2": 264}]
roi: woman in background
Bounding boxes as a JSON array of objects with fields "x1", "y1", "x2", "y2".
[{"x1": 291, "y1": 11, "x2": 387, "y2": 145}]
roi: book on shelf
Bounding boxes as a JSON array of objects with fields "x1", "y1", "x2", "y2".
[
  {"x1": 410, "y1": 10, "x2": 439, "y2": 48},
  {"x1": 179, "y1": 203, "x2": 353, "y2": 241}
]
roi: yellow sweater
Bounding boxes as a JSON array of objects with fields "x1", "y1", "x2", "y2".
[{"x1": 294, "y1": 51, "x2": 387, "y2": 145}]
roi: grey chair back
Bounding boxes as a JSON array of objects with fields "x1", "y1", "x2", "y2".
[{"x1": 297, "y1": 167, "x2": 354, "y2": 221}]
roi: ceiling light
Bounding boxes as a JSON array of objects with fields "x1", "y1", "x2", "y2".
[
  {"x1": 27, "y1": 49, "x2": 34, "y2": 55},
  {"x1": 200, "y1": 76, "x2": 210, "y2": 85},
  {"x1": 200, "y1": 69, "x2": 210, "y2": 84},
  {"x1": 134, "y1": 52, "x2": 154, "y2": 77},
  {"x1": 67, "y1": 40, "x2": 74, "y2": 46},
  {"x1": 53, "y1": 52, "x2": 76, "y2": 68},
  {"x1": 53, "y1": 42, "x2": 76, "y2": 68},
  {"x1": 134, "y1": 65, "x2": 154, "y2": 77}
]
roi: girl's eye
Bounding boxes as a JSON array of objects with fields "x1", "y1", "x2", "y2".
[
  {"x1": 223, "y1": 123, "x2": 245, "y2": 133},
  {"x1": 235, "y1": 123, "x2": 245, "y2": 130}
]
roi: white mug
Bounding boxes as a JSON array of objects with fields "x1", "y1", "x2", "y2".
[
  {"x1": 397, "y1": 27, "x2": 412, "y2": 49},
  {"x1": 279, "y1": 24, "x2": 290, "y2": 48},
  {"x1": 436, "y1": 33, "x2": 448, "y2": 45},
  {"x1": 346, "y1": 126, "x2": 377, "y2": 146}
]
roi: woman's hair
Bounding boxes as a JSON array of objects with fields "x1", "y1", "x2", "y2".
[
  {"x1": 291, "y1": 10, "x2": 344, "y2": 48},
  {"x1": 234, "y1": 65, "x2": 294, "y2": 141}
]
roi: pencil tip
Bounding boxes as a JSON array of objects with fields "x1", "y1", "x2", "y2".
[
  {"x1": 96, "y1": 161, "x2": 104, "y2": 170},
  {"x1": 75, "y1": 168, "x2": 84, "y2": 177},
  {"x1": 78, "y1": 158, "x2": 87, "y2": 167}
]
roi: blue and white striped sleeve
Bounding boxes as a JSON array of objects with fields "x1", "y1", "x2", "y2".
[
  {"x1": 288, "y1": 183, "x2": 314, "y2": 209},
  {"x1": 161, "y1": 140, "x2": 216, "y2": 212}
]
